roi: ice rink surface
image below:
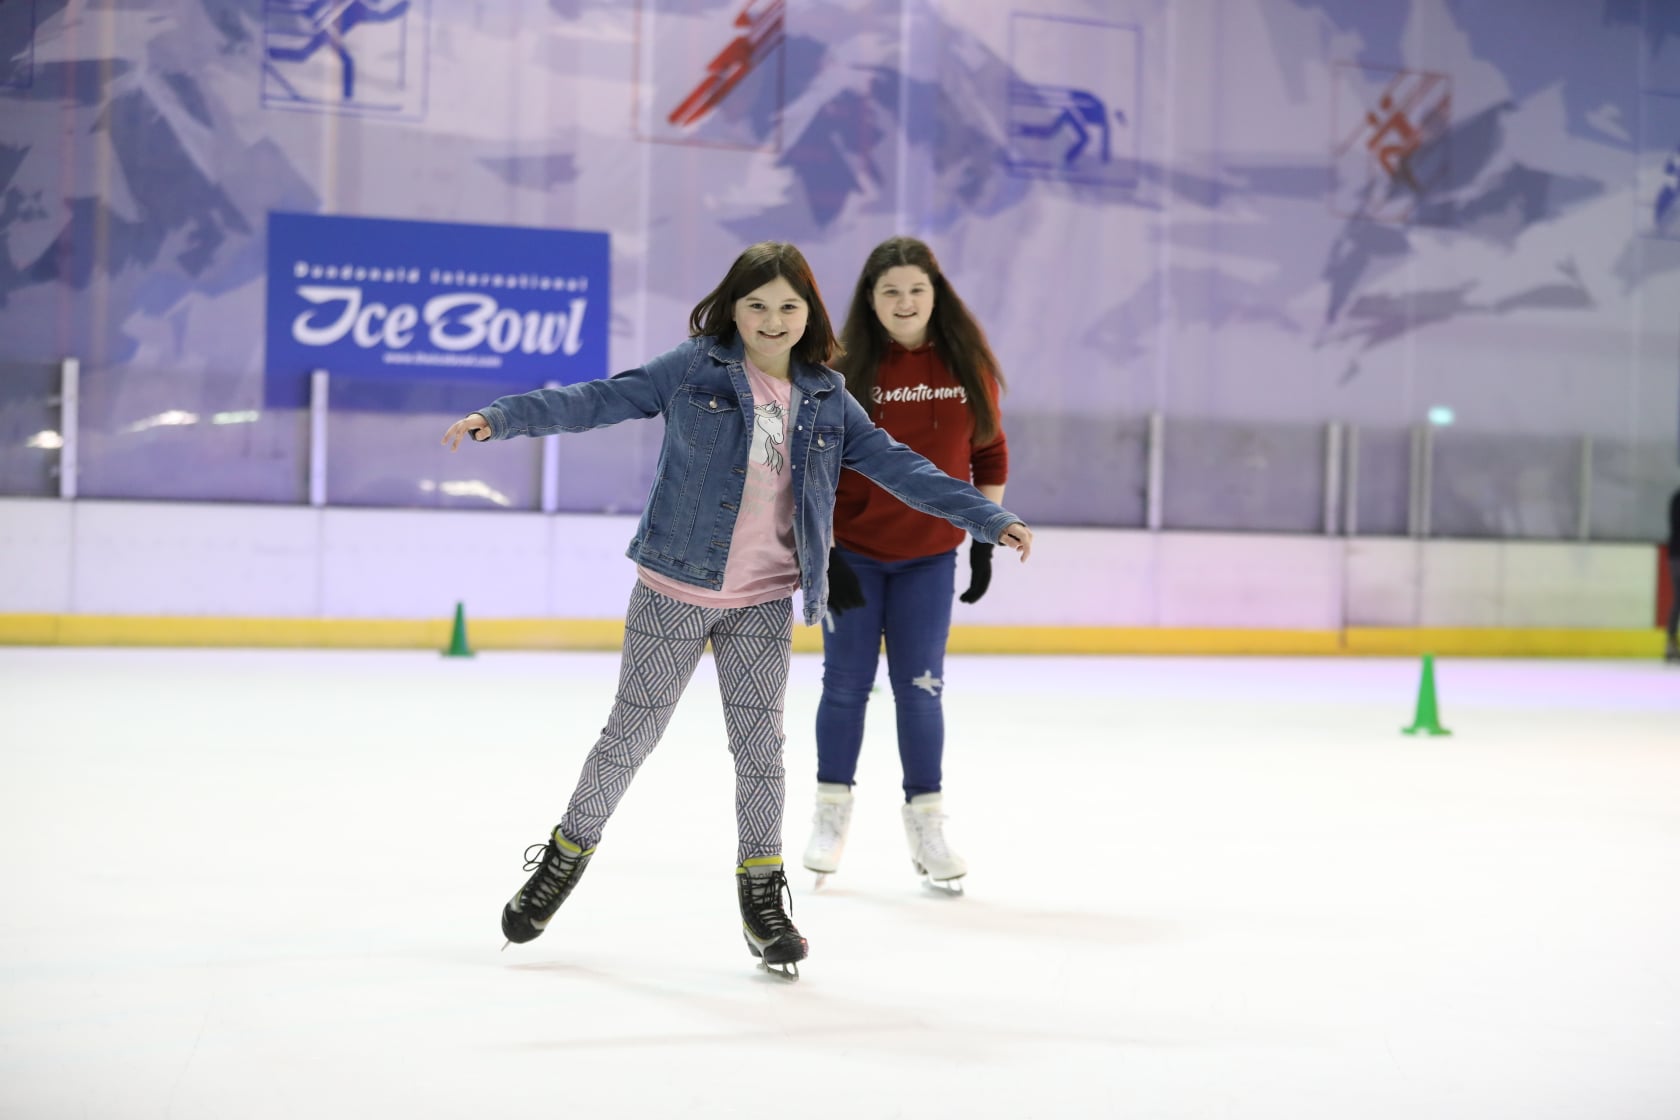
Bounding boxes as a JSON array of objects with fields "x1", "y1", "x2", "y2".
[{"x1": 2, "y1": 647, "x2": 1677, "y2": 1119}]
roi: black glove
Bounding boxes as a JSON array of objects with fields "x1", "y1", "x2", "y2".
[
  {"x1": 958, "y1": 541, "x2": 994, "y2": 604},
  {"x1": 826, "y1": 547, "x2": 866, "y2": 615}
]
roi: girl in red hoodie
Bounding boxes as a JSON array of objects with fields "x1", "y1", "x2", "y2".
[{"x1": 802, "y1": 237, "x2": 1012, "y2": 892}]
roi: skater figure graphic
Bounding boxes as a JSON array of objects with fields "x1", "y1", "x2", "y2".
[
  {"x1": 441, "y1": 241, "x2": 1033, "y2": 978},
  {"x1": 666, "y1": 0, "x2": 785, "y2": 129},
  {"x1": 1655, "y1": 146, "x2": 1680, "y2": 234},
  {"x1": 1365, "y1": 92, "x2": 1424, "y2": 192},
  {"x1": 1009, "y1": 83, "x2": 1120, "y2": 167},
  {"x1": 802, "y1": 236, "x2": 1016, "y2": 895},
  {"x1": 264, "y1": 0, "x2": 413, "y2": 104}
]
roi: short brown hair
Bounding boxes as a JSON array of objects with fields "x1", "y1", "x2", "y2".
[{"x1": 688, "y1": 242, "x2": 839, "y2": 366}]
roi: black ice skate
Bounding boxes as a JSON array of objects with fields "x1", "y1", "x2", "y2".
[
  {"x1": 737, "y1": 856, "x2": 808, "y2": 980},
  {"x1": 501, "y1": 828, "x2": 595, "y2": 947}
]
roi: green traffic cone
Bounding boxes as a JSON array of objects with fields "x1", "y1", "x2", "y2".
[
  {"x1": 442, "y1": 601, "x2": 475, "y2": 659},
  {"x1": 1401, "y1": 653, "x2": 1450, "y2": 736}
]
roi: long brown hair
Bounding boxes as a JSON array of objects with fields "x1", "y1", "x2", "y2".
[
  {"x1": 688, "y1": 241, "x2": 839, "y2": 366},
  {"x1": 834, "y1": 236, "x2": 1005, "y2": 443}
]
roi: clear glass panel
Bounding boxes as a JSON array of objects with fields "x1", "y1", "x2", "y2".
[
  {"x1": 0, "y1": 360, "x2": 60, "y2": 497},
  {"x1": 1001, "y1": 412, "x2": 1148, "y2": 528},
  {"x1": 1430, "y1": 430, "x2": 1581, "y2": 540},
  {"x1": 33, "y1": 351, "x2": 1675, "y2": 545},
  {"x1": 1162, "y1": 418, "x2": 1326, "y2": 534},
  {"x1": 1351, "y1": 426, "x2": 1411, "y2": 538},
  {"x1": 75, "y1": 364, "x2": 310, "y2": 504},
  {"x1": 326, "y1": 374, "x2": 541, "y2": 510},
  {"x1": 1588, "y1": 439, "x2": 1680, "y2": 543},
  {"x1": 325, "y1": 374, "x2": 668, "y2": 514},
  {"x1": 549, "y1": 421, "x2": 664, "y2": 516}
]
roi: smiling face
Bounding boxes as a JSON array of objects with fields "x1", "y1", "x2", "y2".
[
  {"x1": 733, "y1": 276, "x2": 808, "y2": 378},
  {"x1": 871, "y1": 265, "x2": 935, "y2": 349}
]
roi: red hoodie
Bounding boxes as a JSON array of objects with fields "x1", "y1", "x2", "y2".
[{"x1": 834, "y1": 343, "x2": 1009, "y2": 562}]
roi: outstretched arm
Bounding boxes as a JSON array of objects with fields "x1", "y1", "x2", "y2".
[
  {"x1": 440, "y1": 341, "x2": 696, "y2": 446},
  {"x1": 441, "y1": 413, "x2": 491, "y2": 451},
  {"x1": 838, "y1": 393, "x2": 1032, "y2": 560},
  {"x1": 996, "y1": 521, "x2": 1032, "y2": 560}
]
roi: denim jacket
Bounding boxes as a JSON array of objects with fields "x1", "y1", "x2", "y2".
[{"x1": 476, "y1": 335, "x2": 1021, "y2": 625}]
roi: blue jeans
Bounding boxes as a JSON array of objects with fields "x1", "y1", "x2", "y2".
[{"x1": 815, "y1": 547, "x2": 957, "y2": 800}]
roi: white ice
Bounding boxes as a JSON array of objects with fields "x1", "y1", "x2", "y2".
[{"x1": 2, "y1": 648, "x2": 1678, "y2": 1119}]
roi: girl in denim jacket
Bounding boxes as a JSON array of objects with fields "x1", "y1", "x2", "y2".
[{"x1": 441, "y1": 242, "x2": 1031, "y2": 978}]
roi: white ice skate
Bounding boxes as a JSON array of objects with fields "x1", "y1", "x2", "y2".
[
  {"x1": 902, "y1": 793, "x2": 967, "y2": 895},
  {"x1": 801, "y1": 782, "x2": 854, "y2": 888}
]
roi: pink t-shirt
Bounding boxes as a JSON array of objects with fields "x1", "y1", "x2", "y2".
[{"x1": 637, "y1": 358, "x2": 799, "y2": 609}]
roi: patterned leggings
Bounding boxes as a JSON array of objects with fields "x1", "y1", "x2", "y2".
[{"x1": 559, "y1": 581, "x2": 794, "y2": 864}]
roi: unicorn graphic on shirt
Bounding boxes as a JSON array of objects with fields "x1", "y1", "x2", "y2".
[{"x1": 752, "y1": 402, "x2": 786, "y2": 474}]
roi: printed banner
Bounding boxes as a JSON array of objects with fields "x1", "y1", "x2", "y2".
[{"x1": 264, "y1": 212, "x2": 609, "y2": 409}]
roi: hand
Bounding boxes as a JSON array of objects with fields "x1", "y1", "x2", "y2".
[
  {"x1": 958, "y1": 542, "x2": 993, "y2": 604},
  {"x1": 826, "y1": 547, "x2": 866, "y2": 616},
  {"x1": 441, "y1": 413, "x2": 490, "y2": 451},
  {"x1": 997, "y1": 521, "x2": 1032, "y2": 561}
]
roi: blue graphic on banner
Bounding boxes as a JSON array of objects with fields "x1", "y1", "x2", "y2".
[
  {"x1": 2, "y1": 0, "x2": 37, "y2": 90},
  {"x1": 1006, "y1": 12, "x2": 1138, "y2": 186},
  {"x1": 1657, "y1": 149, "x2": 1680, "y2": 233},
  {"x1": 265, "y1": 212, "x2": 609, "y2": 410},
  {"x1": 1639, "y1": 92, "x2": 1680, "y2": 241},
  {"x1": 263, "y1": 0, "x2": 429, "y2": 119},
  {"x1": 1011, "y1": 86, "x2": 1121, "y2": 166}
]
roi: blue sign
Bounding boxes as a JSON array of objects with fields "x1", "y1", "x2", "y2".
[{"x1": 265, "y1": 212, "x2": 609, "y2": 410}]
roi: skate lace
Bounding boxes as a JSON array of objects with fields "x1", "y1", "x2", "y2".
[
  {"x1": 522, "y1": 842, "x2": 578, "y2": 910},
  {"x1": 744, "y1": 870, "x2": 797, "y2": 935}
]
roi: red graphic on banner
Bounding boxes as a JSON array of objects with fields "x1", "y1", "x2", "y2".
[
  {"x1": 1366, "y1": 93, "x2": 1423, "y2": 189},
  {"x1": 1361, "y1": 79, "x2": 1446, "y2": 192},
  {"x1": 667, "y1": 0, "x2": 785, "y2": 129},
  {"x1": 1331, "y1": 65, "x2": 1451, "y2": 223}
]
